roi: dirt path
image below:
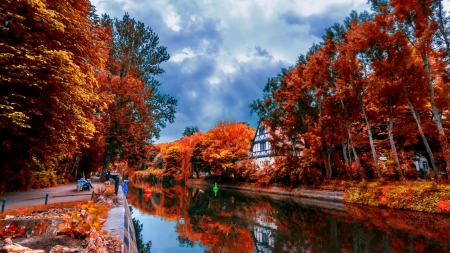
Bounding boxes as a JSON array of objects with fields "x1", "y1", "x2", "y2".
[{"x1": 0, "y1": 177, "x2": 107, "y2": 211}]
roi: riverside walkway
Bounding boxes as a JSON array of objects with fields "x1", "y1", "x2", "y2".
[{"x1": 0, "y1": 177, "x2": 106, "y2": 211}]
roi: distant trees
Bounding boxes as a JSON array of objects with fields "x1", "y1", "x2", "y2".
[
  {"x1": 139, "y1": 121, "x2": 255, "y2": 180},
  {"x1": 182, "y1": 126, "x2": 200, "y2": 137}
]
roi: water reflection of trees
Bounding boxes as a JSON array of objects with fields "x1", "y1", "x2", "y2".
[{"x1": 127, "y1": 182, "x2": 450, "y2": 253}]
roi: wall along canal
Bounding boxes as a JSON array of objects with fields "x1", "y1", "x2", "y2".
[{"x1": 126, "y1": 182, "x2": 450, "y2": 253}]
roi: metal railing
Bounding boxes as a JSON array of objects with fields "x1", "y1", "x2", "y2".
[{"x1": 1, "y1": 192, "x2": 95, "y2": 213}]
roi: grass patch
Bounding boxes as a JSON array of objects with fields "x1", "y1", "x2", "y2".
[{"x1": 344, "y1": 180, "x2": 450, "y2": 213}]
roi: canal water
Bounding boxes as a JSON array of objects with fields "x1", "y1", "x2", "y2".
[{"x1": 127, "y1": 182, "x2": 450, "y2": 253}]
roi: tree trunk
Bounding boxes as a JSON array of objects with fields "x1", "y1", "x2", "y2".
[
  {"x1": 387, "y1": 102, "x2": 404, "y2": 179},
  {"x1": 346, "y1": 123, "x2": 361, "y2": 167},
  {"x1": 318, "y1": 101, "x2": 332, "y2": 178},
  {"x1": 327, "y1": 145, "x2": 333, "y2": 177},
  {"x1": 321, "y1": 141, "x2": 332, "y2": 178},
  {"x1": 359, "y1": 95, "x2": 382, "y2": 177},
  {"x1": 405, "y1": 94, "x2": 439, "y2": 178},
  {"x1": 346, "y1": 123, "x2": 364, "y2": 178},
  {"x1": 342, "y1": 141, "x2": 349, "y2": 167},
  {"x1": 71, "y1": 155, "x2": 79, "y2": 179},
  {"x1": 347, "y1": 139, "x2": 353, "y2": 165},
  {"x1": 340, "y1": 122, "x2": 349, "y2": 166},
  {"x1": 102, "y1": 143, "x2": 113, "y2": 179},
  {"x1": 422, "y1": 54, "x2": 450, "y2": 178},
  {"x1": 340, "y1": 98, "x2": 360, "y2": 168},
  {"x1": 195, "y1": 169, "x2": 199, "y2": 179}
]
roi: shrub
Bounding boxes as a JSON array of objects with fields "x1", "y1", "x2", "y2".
[{"x1": 234, "y1": 159, "x2": 258, "y2": 181}]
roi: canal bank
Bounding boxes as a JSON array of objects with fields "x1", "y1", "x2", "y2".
[
  {"x1": 102, "y1": 183, "x2": 138, "y2": 253},
  {"x1": 186, "y1": 179, "x2": 344, "y2": 202},
  {"x1": 185, "y1": 178, "x2": 450, "y2": 214}
]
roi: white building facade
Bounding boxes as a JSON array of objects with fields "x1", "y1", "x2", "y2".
[
  {"x1": 250, "y1": 124, "x2": 275, "y2": 169},
  {"x1": 249, "y1": 122, "x2": 304, "y2": 170}
]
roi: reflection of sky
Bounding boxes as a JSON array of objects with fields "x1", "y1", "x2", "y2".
[{"x1": 130, "y1": 206, "x2": 207, "y2": 253}]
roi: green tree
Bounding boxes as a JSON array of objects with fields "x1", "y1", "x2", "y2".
[{"x1": 182, "y1": 126, "x2": 200, "y2": 137}]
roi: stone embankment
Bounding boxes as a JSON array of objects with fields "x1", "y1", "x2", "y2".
[
  {"x1": 186, "y1": 179, "x2": 344, "y2": 202},
  {"x1": 102, "y1": 183, "x2": 137, "y2": 253}
]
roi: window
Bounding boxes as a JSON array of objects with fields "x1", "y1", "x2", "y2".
[
  {"x1": 422, "y1": 161, "x2": 429, "y2": 171},
  {"x1": 258, "y1": 128, "x2": 264, "y2": 135},
  {"x1": 260, "y1": 141, "x2": 266, "y2": 151}
]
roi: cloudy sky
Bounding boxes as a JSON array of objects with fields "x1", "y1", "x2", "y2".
[{"x1": 90, "y1": 0, "x2": 450, "y2": 143}]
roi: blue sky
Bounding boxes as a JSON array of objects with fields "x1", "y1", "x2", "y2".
[{"x1": 90, "y1": 0, "x2": 450, "y2": 143}]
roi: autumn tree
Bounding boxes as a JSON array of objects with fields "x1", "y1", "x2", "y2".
[
  {"x1": 0, "y1": 0, "x2": 109, "y2": 190},
  {"x1": 202, "y1": 121, "x2": 255, "y2": 178},
  {"x1": 386, "y1": 0, "x2": 450, "y2": 177},
  {"x1": 250, "y1": 67, "x2": 310, "y2": 157},
  {"x1": 163, "y1": 146, "x2": 181, "y2": 176},
  {"x1": 178, "y1": 131, "x2": 203, "y2": 180},
  {"x1": 190, "y1": 141, "x2": 209, "y2": 178},
  {"x1": 99, "y1": 13, "x2": 177, "y2": 177}
]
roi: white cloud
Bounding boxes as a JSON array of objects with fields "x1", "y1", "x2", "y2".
[
  {"x1": 221, "y1": 65, "x2": 236, "y2": 74},
  {"x1": 92, "y1": 0, "x2": 436, "y2": 144},
  {"x1": 170, "y1": 48, "x2": 195, "y2": 63},
  {"x1": 208, "y1": 76, "x2": 221, "y2": 85},
  {"x1": 164, "y1": 6, "x2": 181, "y2": 31}
]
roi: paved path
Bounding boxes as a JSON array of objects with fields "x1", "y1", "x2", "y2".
[{"x1": 0, "y1": 177, "x2": 107, "y2": 211}]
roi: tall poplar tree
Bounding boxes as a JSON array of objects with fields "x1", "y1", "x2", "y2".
[{"x1": 99, "y1": 13, "x2": 177, "y2": 176}]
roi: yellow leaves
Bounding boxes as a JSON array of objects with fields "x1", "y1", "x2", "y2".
[
  {"x1": 57, "y1": 199, "x2": 112, "y2": 239},
  {"x1": 58, "y1": 223, "x2": 67, "y2": 232},
  {"x1": 2, "y1": 111, "x2": 31, "y2": 128}
]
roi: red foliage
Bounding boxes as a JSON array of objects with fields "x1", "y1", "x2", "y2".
[
  {"x1": 0, "y1": 223, "x2": 25, "y2": 239},
  {"x1": 437, "y1": 199, "x2": 450, "y2": 213}
]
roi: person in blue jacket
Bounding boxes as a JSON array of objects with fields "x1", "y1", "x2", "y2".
[{"x1": 80, "y1": 176, "x2": 94, "y2": 190}]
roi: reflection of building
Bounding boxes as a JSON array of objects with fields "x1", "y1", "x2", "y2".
[
  {"x1": 252, "y1": 225, "x2": 276, "y2": 253},
  {"x1": 251, "y1": 211, "x2": 277, "y2": 253}
]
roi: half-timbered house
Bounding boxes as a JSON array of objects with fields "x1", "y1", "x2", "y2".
[{"x1": 249, "y1": 122, "x2": 304, "y2": 169}]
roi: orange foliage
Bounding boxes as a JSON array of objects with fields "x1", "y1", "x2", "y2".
[
  {"x1": 202, "y1": 121, "x2": 255, "y2": 177},
  {"x1": 178, "y1": 132, "x2": 204, "y2": 181}
]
